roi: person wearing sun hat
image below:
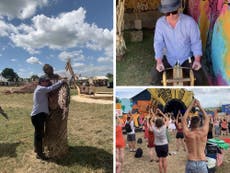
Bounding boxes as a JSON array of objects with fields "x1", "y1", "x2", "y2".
[{"x1": 151, "y1": 0, "x2": 206, "y2": 86}]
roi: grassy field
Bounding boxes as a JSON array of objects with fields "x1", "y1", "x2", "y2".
[
  {"x1": 116, "y1": 29, "x2": 154, "y2": 86},
  {"x1": 122, "y1": 131, "x2": 230, "y2": 173},
  {"x1": 0, "y1": 86, "x2": 113, "y2": 173}
]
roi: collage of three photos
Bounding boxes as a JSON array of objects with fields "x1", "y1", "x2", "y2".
[{"x1": 0, "y1": 0, "x2": 230, "y2": 173}]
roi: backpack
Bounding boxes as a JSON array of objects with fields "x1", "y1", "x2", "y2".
[
  {"x1": 125, "y1": 122, "x2": 132, "y2": 133},
  {"x1": 135, "y1": 148, "x2": 143, "y2": 158},
  {"x1": 137, "y1": 138, "x2": 142, "y2": 144}
]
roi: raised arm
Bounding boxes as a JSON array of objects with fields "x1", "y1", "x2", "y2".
[
  {"x1": 116, "y1": 115, "x2": 124, "y2": 126},
  {"x1": 147, "y1": 107, "x2": 157, "y2": 130},
  {"x1": 39, "y1": 79, "x2": 66, "y2": 93},
  {"x1": 196, "y1": 100, "x2": 209, "y2": 134},
  {"x1": 176, "y1": 111, "x2": 179, "y2": 125},
  {"x1": 156, "y1": 108, "x2": 169, "y2": 126},
  {"x1": 183, "y1": 99, "x2": 195, "y2": 134}
]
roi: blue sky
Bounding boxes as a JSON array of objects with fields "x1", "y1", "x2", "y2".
[
  {"x1": 116, "y1": 87, "x2": 230, "y2": 108},
  {"x1": 0, "y1": 0, "x2": 113, "y2": 78}
]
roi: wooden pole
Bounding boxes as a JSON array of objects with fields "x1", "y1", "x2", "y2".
[
  {"x1": 65, "y1": 59, "x2": 81, "y2": 95},
  {"x1": 44, "y1": 83, "x2": 70, "y2": 158}
]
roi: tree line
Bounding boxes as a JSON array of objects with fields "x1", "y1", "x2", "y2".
[
  {"x1": 0, "y1": 68, "x2": 39, "y2": 82},
  {"x1": 1, "y1": 68, "x2": 113, "y2": 82}
]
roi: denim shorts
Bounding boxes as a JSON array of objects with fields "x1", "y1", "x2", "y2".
[{"x1": 185, "y1": 160, "x2": 208, "y2": 173}]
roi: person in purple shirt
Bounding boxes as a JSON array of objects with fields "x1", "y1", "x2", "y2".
[
  {"x1": 31, "y1": 76, "x2": 66, "y2": 160},
  {"x1": 151, "y1": 0, "x2": 207, "y2": 86}
]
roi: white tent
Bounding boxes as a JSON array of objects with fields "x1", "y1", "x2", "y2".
[
  {"x1": 79, "y1": 77, "x2": 88, "y2": 80},
  {"x1": 0, "y1": 74, "x2": 8, "y2": 82},
  {"x1": 93, "y1": 76, "x2": 108, "y2": 80}
]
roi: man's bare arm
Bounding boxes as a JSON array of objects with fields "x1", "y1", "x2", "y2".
[
  {"x1": 183, "y1": 99, "x2": 195, "y2": 134},
  {"x1": 196, "y1": 100, "x2": 209, "y2": 134}
]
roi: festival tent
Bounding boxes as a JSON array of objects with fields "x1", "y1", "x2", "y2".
[
  {"x1": 136, "y1": 100, "x2": 151, "y2": 113},
  {"x1": 131, "y1": 89, "x2": 151, "y2": 104},
  {"x1": 130, "y1": 89, "x2": 152, "y2": 126},
  {"x1": 126, "y1": 88, "x2": 194, "y2": 127},
  {"x1": 0, "y1": 74, "x2": 8, "y2": 82},
  {"x1": 0, "y1": 74, "x2": 8, "y2": 85},
  {"x1": 147, "y1": 88, "x2": 194, "y2": 117},
  {"x1": 130, "y1": 88, "x2": 194, "y2": 118},
  {"x1": 131, "y1": 89, "x2": 151, "y2": 115},
  {"x1": 93, "y1": 76, "x2": 108, "y2": 86}
]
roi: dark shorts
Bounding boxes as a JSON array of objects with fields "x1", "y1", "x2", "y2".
[
  {"x1": 176, "y1": 132, "x2": 184, "y2": 139},
  {"x1": 127, "y1": 133, "x2": 136, "y2": 142},
  {"x1": 155, "y1": 144, "x2": 168, "y2": 158},
  {"x1": 222, "y1": 128, "x2": 227, "y2": 131}
]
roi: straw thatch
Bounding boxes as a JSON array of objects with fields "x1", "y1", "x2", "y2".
[{"x1": 116, "y1": 0, "x2": 126, "y2": 58}]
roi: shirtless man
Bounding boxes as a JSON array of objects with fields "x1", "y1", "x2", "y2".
[{"x1": 182, "y1": 99, "x2": 209, "y2": 173}]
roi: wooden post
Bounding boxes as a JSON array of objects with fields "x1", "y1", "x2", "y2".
[
  {"x1": 65, "y1": 59, "x2": 81, "y2": 95},
  {"x1": 44, "y1": 83, "x2": 70, "y2": 158}
]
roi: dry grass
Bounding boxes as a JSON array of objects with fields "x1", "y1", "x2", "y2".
[
  {"x1": 122, "y1": 132, "x2": 230, "y2": 173},
  {"x1": 0, "y1": 86, "x2": 113, "y2": 173}
]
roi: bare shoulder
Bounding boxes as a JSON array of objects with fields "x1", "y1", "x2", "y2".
[{"x1": 184, "y1": 130, "x2": 193, "y2": 138}]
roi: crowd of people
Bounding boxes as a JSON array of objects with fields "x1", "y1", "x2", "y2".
[{"x1": 116, "y1": 99, "x2": 230, "y2": 173}]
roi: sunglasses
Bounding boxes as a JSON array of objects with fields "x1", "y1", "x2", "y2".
[{"x1": 165, "y1": 10, "x2": 178, "y2": 16}]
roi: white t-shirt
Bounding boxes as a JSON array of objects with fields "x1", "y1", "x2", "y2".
[
  {"x1": 126, "y1": 120, "x2": 135, "y2": 134},
  {"x1": 152, "y1": 125, "x2": 168, "y2": 146}
]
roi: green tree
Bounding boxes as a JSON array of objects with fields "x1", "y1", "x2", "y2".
[
  {"x1": 1, "y1": 68, "x2": 19, "y2": 81},
  {"x1": 30, "y1": 75, "x2": 39, "y2": 81},
  {"x1": 106, "y1": 73, "x2": 113, "y2": 82}
]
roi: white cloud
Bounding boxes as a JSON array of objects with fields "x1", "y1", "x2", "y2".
[
  {"x1": 183, "y1": 88, "x2": 230, "y2": 108},
  {"x1": 26, "y1": 56, "x2": 42, "y2": 65},
  {"x1": 73, "y1": 62, "x2": 85, "y2": 67},
  {"x1": 74, "y1": 64, "x2": 113, "y2": 77},
  {"x1": 0, "y1": 20, "x2": 17, "y2": 37},
  {"x1": 10, "y1": 58, "x2": 16, "y2": 62},
  {"x1": 9, "y1": 8, "x2": 113, "y2": 55},
  {"x1": 0, "y1": 0, "x2": 48, "y2": 19},
  {"x1": 19, "y1": 68, "x2": 26, "y2": 72},
  {"x1": 58, "y1": 50, "x2": 85, "y2": 62},
  {"x1": 97, "y1": 56, "x2": 112, "y2": 63}
]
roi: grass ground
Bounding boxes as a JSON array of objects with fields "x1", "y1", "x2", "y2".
[
  {"x1": 116, "y1": 29, "x2": 154, "y2": 86},
  {"x1": 122, "y1": 131, "x2": 230, "y2": 173},
  {"x1": 0, "y1": 86, "x2": 113, "y2": 173}
]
